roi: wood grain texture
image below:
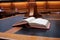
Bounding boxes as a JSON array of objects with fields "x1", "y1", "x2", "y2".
[
  {"x1": 0, "y1": 32, "x2": 60, "y2": 40},
  {"x1": 5, "y1": 27, "x2": 22, "y2": 33}
]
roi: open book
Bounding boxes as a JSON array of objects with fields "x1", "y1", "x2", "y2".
[{"x1": 24, "y1": 17, "x2": 50, "y2": 29}]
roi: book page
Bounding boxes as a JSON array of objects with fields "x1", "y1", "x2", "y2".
[
  {"x1": 24, "y1": 17, "x2": 50, "y2": 27},
  {"x1": 31, "y1": 18, "x2": 49, "y2": 26},
  {"x1": 24, "y1": 17, "x2": 36, "y2": 23}
]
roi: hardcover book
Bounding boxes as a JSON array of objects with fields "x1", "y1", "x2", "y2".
[
  {"x1": 24, "y1": 17, "x2": 50, "y2": 29},
  {"x1": 13, "y1": 17, "x2": 50, "y2": 29}
]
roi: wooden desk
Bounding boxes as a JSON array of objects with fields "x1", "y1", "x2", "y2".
[
  {"x1": 0, "y1": 32, "x2": 60, "y2": 40},
  {"x1": 0, "y1": 14, "x2": 60, "y2": 40}
]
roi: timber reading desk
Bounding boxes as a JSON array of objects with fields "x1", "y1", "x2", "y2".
[{"x1": 0, "y1": 15, "x2": 60, "y2": 40}]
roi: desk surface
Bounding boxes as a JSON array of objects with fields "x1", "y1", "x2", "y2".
[
  {"x1": 0, "y1": 14, "x2": 60, "y2": 40},
  {"x1": 15, "y1": 20, "x2": 60, "y2": 38},
  {"x1": 0, "y1": 32, "x2": 60, "y2": 40}
]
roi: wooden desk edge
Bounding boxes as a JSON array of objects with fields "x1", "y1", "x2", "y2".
[{"x1": 0, "y1": 32, "x2": 60, "y2": 40}]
